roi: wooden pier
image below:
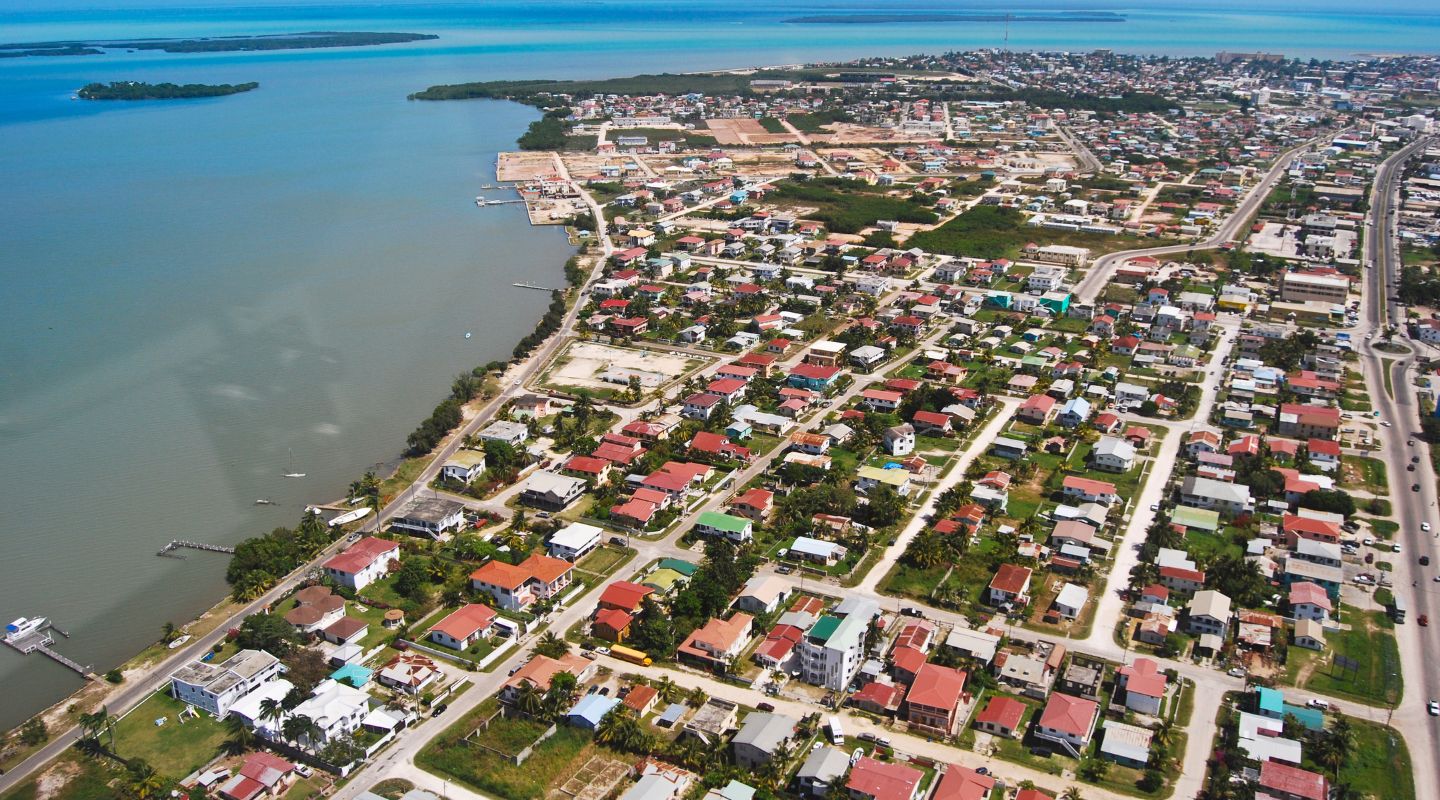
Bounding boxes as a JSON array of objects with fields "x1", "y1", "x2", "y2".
[
  {"x1": 157, "y1": 539, "x2": 237, "y2": 559},
  {"x1": 3, "y1": 623, "x2": 93, "y2": 679},
  {"x1": 513, "y1": 282, "x2": 560, "y2": 292}
]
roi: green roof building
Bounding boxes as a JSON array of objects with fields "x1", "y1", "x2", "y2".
[{"x1": 694, "y1": 511, "x2": 754, "y2": 543}]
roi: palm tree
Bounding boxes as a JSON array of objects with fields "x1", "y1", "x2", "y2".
[
  {"x1": 281, "y1": 714, "x2": 318, "y2": 750},
  {"x1": 221, "y1": 716, "x2": 257, "y2": 756},
  {"x1": 653, "y1": 676, "x2": 677, "y2": 703},
  {"x1": 1060, "y1": 787, "x2": 1084, "y2": 800},
  {"x1": 516, "y1": 683, "x2": 544, "y2": 718},
  {"x1": 124, "y1": 759, "x2": 167, "y2": 800},
  {"x1": 159, "y1": 622, "x2": 178, "y2": 645}
]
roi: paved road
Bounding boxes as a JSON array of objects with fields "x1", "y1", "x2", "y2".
[
  {"x1": 1073, "y1": 138, "x2": 1320, "y2": 304},
  {"x1": 1357, "y1": 135, "x2": 1439, "y2": 800}
]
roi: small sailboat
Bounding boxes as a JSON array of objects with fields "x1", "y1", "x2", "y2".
[
  {"x1": 465, "y1": 331, "x2": 473, "y2": 339},
  {"x1": 254, "y1": 498, "x2": 276, "y2": 506},
  {"x1": 281, "y1": 448, "x2": 305, "y2": 478}
]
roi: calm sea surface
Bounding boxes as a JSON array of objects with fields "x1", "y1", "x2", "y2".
[{"x1": 2, "y1": 0, "x2": 1438, "y2": 730}]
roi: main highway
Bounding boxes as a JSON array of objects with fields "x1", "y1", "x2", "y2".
[
  {"x1": 1073, "y1": 137, "x2": 1322, "y2": 304},
  {"x1": 1357, "y1": 133, "x2": 1437, "y2": 800}
]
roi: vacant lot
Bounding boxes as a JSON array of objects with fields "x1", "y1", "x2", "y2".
[
  {"x1": 1285, "y1": 607, "x2": 1400, "y2": 705},
  {"x1": 543, "y1": 341, "x2": 706, "y2": 394}
]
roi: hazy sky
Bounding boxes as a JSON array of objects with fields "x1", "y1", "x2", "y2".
[{"x1": 8, "y1": 0, "x2": 1440, "y2": 12}]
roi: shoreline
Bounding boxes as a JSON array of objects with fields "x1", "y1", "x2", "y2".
[{"x1": 0, "y1": 109, "x2": 583, "y2": 748}]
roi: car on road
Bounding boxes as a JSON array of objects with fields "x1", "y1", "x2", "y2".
[
  {"x1": 1381, "y1": 420, "x2": 1392, "y2": 426},
  {"x1": 1150, "y1": 503, "x2": 1160, "y2": 512},
  {"x1": 776, "y1": 565, "x2": 794, "y2": 575},
  {"x1": 1306, "y1": 698, "x2": 1330, "y2": 710},
  {"x1": 1424, "y1": 523, "x2": 1432, "y2": 532},
  {"x1": 595, "y1": 646, "x2": 610, "y2": 655},
  {"x1": 1409, "y1": 440, "x2": 1416, "y2": 446},
  {"x1": 1364, "y1": 538, "x2": 1375, "y2": 547},
  {"x1": 1429, "y1": 701, "x2": 1439, "y2": 717},
  {"x1": 1421, "y1": 614, "x2": 1430, "y2": 627},
  {"x1": 1414, "y1": 484, "x2": 1422, "y2": 493},
  {"x1": 432, "y1": 703, "x2": 449, "y2": 717},
  {"x1": 1227, "y1": 667, "x2": 1247, "y2": 678},
  {"x1": 1393, "y1": 543, "x2": 1403, "y2": 553},
  {"x1": 1413, "y1": 456, "x2": 1421, "y2": 464},
  {"x1": 610, "y1": 536, "x2": 626, "y2": 546},
  {"x1": 900, "y1": 607, "x2": 924, "y2": 618},
  {"x1": 1420, "y1": 556, "x2": 1430, "y2": 566},
  {"x1": 757, "y1": 702, "x2": 775, "y2": 712},
  {"x1": 1409, "y1": 464, "x2": 1417, "y2": 472}
]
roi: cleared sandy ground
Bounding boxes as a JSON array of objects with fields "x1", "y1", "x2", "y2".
[{"x1": 543, "y1": 341, "x2": 707, "y2": 393}]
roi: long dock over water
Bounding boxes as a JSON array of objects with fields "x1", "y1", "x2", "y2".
[
  {"x1": 3, "y1": 622, "x2": 94, "y2": 679},
  {"x1": 157, "y1": 539, "x2": 236, "y2": 558}
]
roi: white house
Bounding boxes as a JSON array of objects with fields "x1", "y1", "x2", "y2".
[
  {"x1": 429, "y1": 603, "x2": 497, "y2": 650},
  {"x1": 548, "y1": 522, "x2": 603, "y2": 561},
  {"x1": 440, "y1": 450, "x2": 488, "y2": 484},
  {"x1": 1092, "y1": 437, "x2": 1136, "y2": 472},
  {"x1": 289, "y1": 679, "x2": 372, "y2": 747},
  {"x1": 323, "y1": 536, "x2": 400, "y2": 591},
  {"x1": 882, "y1": 424, "x2": 916, "y2": 456},
  {"x1": 170, "y1": 649, "x2": 285, "y2": 718}
]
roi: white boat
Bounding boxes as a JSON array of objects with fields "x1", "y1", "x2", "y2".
[
  {"x1": 5, "y1": 617, "x2": 47, "y2": 641},
  {"x1": 167, "y1": 634, "x2": 191, "y2": 650},
  {"x1": 465, "y1": 331, "x2": 472, "y2": 339},
  {"x1": 254, "y1": 498, "x2": 276, "y2": 505},
  {"x1": 326, "y1": 507, "x2": 373, "y2": 527},
  {"x1": 281, "y1": 448, "x2": 305, "y2": 478}
]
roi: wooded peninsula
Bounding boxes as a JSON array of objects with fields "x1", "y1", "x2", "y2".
[
  {"x1": 0, "y1": 31, "x2": 436, "y2": 59},
  {"x1": 77, "y1": 81, "x2": 260, "y2": 100}
]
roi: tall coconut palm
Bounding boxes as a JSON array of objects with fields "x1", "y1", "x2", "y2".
[
  {"x1": 221, "y1": 716, "x2": 257, "y2": 756},
  {"x1": 516, "y1": 683, "x2": 544, "y2": 719},
  {"x1": 125, "y1": 759, "x2": 167, "y2": 800}
]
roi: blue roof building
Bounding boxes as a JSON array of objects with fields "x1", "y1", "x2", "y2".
[
  {"x1": 329, "y1": 663, "x2": 372, "y2": 689},
  {"x1": 567, "y1": 694, "x2": 621, "y2": 729}
]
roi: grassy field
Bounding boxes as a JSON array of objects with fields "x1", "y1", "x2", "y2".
[
  {"x1": 1344, "y1": 457, "x2": 1389, "y2": 491},
  {"x1": 1339, "y1": 719, "x2": 1415, "y2": 800},
  {"x1": 909, "y1": 205, "x2": 1142, "y2": 260},
  {"x1": 112, "y1": 691, "x2": 228, "y2": 778},
  {"x1": 418, "y1": 696, "x2": 601, "y2": 800},
  {"x1": 1284, "y1": 607, "x2": 1401, "y2": 706}
]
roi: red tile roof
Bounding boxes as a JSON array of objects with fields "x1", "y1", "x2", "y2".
[
  {"x1": 974, "y1": 695, "x2": 1026, "y2": 731},
  {"x1": 1038, "y1": 693, "x2": 1098, "y2": 738},
  {"x1": 431, "y1": 603, "x2": 496, "y2": 641}
]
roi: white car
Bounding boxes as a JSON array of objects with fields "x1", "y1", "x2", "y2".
[
  {"x1": 1307, "y1": 698, "x2": 1330, "y2": 710},
  {"x1": 1429, "y1": 701, "x2": 1439, "y2": 717},
  {"x1": 1423, "y1": 523, "x2": 1432, "y2": 533}
]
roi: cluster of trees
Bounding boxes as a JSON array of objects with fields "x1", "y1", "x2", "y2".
[
  {"x1": 512, "y1": 290, "x2": 567, "y2": 360},
  {"x1": 407, "y1": 72, "x2": 758, "y2": 103},
  {"x1": 627, "y1": 539, "x2": 761, "y2": 660},
  {"x1": 516, "y1": 107, "x2": 573, "y2": 151},
  {"x1": 1398, "y1": 263, "x2": 1440, "y2": 307},
  {"x1": 77, "y1": 81, "x2": 259, "y2": 100},
  {"x1": 766, "y1": 178, "x2": 937, "y2": 234},
  {"x1": 405, "y1": 397, "x2": 464, "y2": 456},
  {"x1": 225, "y1": 512, "x2": 335, "y2": 600}
]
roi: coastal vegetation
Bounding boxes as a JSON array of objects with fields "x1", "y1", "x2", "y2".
[
  {"x1": 224, "y1": 511, "x2": 335, "y2": 600},
  {"x1": 0, "y1": 32, "x2": 436, "y2": 59},
  {"x1": 409, "y1": 72, "x2": 765, "y2": 102},
  {"x1": 76, "y1": 81, "x2": 258, "y2": 101}
]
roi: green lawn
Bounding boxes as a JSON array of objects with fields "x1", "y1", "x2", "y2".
[
  {"x1": 1338, "y1": 719, "x2": 1415, "y2": 800},
  {"x1": 112, "y1": 691, "x2": 229, "y2": 779},
  {"x1": 990, "y1": 699, "x2": 1069, "y2": 777},
  {"x1": 575, "y1": 544, "x2": 632, "y2": 578},
  {"x1": 1284, "y1": 607, "x2": 1401, "y2": 706},
  {"x1": 1344, "y1": 457, "x2": 1389, "y2": 491}
]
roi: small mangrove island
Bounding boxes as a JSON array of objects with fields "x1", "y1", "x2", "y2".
[{"x1": 77, "y1": 81, "x2": 260, "y2": 100}]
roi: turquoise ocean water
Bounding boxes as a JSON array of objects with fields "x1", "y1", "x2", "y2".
[{"x1": 1, "y1": 0, "x2": 1438, "y2": 730}]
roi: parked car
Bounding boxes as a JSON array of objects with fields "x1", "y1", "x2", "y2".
[
  {"x1": 1409, "y1": 464, "x2": 1416, "y2": 472},
  {"x1": 1421, "y1": 556, "x2": 1431, "y2": 567},
  {"x1": 1428, "y1": 701, "x2": 1439, "y2": 717},
  {"x1": 1306, "y1": 698, "x2": 1330, "y2": 710},
  {"x1": 1420, "y1": 614, "x2": 1430, "y2": 627},
  {"x1": 1227, "y1": 667, "x2": 1247, "y2": 678},
  {"x1": 432, "y1": 703, "x2": 449, "y2": 717},
  {"x1": 1393, "y1": 543, "x2": 1403, "y2": 553},
  {"x1": 1414, "y1": 484, "x2": 1422, "y2": 492},
  {"x1": 757, "y1": 702, "x2": 775, "y2": 712},
  {"x1": 900, "y1": 607, "x2": 924, "y2": 618}
]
